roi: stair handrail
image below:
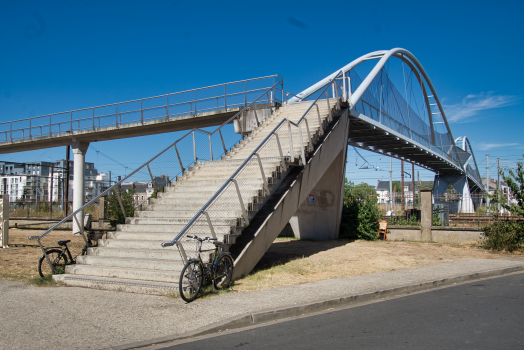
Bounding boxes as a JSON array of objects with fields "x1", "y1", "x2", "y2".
[
  {"x1": 171, "y1": 80, "x2": 284, "y2": 168},
  {"x1": 28, "y1": 83, "x2": 283, "y2": 274},
  {"x1": 1, "y1": 75, "x2": 283, "y2": 144},
  {"x1": 161, "y1": 72, "x2": 344, "y2": 264}
]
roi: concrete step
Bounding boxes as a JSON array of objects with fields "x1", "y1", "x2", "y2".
[
  {"x1": 76, "y1": 255, "x2": 184, "y2": 271},
  {"x1": 89, "y1": 246, "x2": 183, "y2": 260},
  {"x1": 64, "y1": 264, "x2": 181, "y2": 283},
  {"x1": 98, "y1": 238, "x2": 171, "y2": 249},
  {"x1": 54, "y1": 274, "x2": 180, "y2": 296},
  {"x1": 126, "y1": 217, "x2": 239, "y2": 226}
]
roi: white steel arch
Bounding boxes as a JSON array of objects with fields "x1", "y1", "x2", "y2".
[{"x1": 290, "y1": 48, "x2": 482, "y2": 190}]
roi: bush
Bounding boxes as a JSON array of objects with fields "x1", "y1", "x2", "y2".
[
  {"x1": 107, "y1": 189, "x2": 135, "y2": 228},
  {"x1": 482, "y1": 221, "x2": 524, "y2": 252},
  {"x1": 340, "y1": 180, "x2": 380, "y2": 240}
]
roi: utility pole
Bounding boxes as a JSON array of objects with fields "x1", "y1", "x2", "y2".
[
  {"x1": 418, "y1": 171, "x2": 421, "y2": 209},
  {"x1": 50, "y1": 165, "x2": 54, "y2": 219},
  {"x1": 389, "y1": 157, "x2": 393, "y2": 212},
  {"x1": 486, "y1": 154, "x2": 490, "y2": 215},
  {"x1": 497, "y1": 157, "x2": 501, "y2": 213},
  {"x1": 412, "y1": 163, "x2": 415, "y2": 209},
  {"x1": 401, "y1": 160, "x2": 405, "y2": 211}
]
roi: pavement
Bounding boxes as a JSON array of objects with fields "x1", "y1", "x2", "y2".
[{"x1": 1, "y1": 258, "x2": 524, "y2": 350}]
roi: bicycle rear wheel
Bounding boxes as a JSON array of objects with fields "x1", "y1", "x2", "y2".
[
  {"x1": 213, "y1": 254, "x2": 233, "y2": 290},
  {"x1": 179, "y1": 260, "x2": 204, "y2": 303},
  {"x1": 38, "y1": 249, "x2": 68, "y2": 278}
]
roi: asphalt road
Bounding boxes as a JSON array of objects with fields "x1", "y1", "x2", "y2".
[{"x1": 159, "y1": 273, "x2": 524, "y2": 349}]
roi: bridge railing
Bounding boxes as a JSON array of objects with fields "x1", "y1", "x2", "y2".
[
  {"x1": 27, "y1": 81, "x2": 284, "y2": 274},
  {"x1": 1, "y1": 75, "x2": 282, "y2": 144},
  {"x1": 161, "y1": 72, "x2": 344, "y2": 263}
]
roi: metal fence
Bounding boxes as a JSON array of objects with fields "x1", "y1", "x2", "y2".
[{"x1": 1, "y1": 76, "x2": 282, "y2": 144}]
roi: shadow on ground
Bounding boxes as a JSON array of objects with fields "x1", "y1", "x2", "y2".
[{"x1": 252, "y1": 239, "x2": 353, "y2": 272}]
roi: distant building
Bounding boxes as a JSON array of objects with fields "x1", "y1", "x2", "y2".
[
  {"x1": 0, "y1": 160, "x2": 106, "y2": 203},
  {"x1": 375, "y1": 180, "x2": 433, "y2": 206}
]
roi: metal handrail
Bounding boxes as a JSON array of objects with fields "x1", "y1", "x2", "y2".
[
  {"x1": 2, "y1": 75, "x2": 283, "y2": 144},
  {"x1": 171, "y1": 81, "x2": 283, "y2": 165},
  {"x1": 28, "y1": 82, "x2": 284, "y2": 274},
  {"x1": 161, "y1": 72, "x2": 344, "y2": 263}
]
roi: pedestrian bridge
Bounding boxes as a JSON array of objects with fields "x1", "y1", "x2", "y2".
[{"x1": 24, "y1": 48, "x2": 485, "y2": 293}]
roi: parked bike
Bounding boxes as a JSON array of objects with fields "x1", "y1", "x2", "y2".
[{"x1": 179, "y1": 235, "x2": 234, "y2": 302}]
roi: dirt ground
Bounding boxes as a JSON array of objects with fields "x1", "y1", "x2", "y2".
[{"x1": 0, "y1": 228, "x2": 521, "y2": 290}]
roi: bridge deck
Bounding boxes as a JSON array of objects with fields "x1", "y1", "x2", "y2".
[{"x1": 0, "y1": 107, "x2": 243, "y2": 154}]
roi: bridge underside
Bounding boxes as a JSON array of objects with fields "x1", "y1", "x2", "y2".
[{"x1": 347, "y1": 112, "x2": 463, "y2": 177}]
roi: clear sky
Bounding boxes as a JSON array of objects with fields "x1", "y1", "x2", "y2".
[{"x1": 1, "y1": 0, "x2": 523, "y2": 185}]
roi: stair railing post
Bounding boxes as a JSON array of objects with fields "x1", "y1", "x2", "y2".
[
  {"x1": 303, "y1": 117, "x2": 312, "y2": 151},
  {"x1": 37, "y1": 238, "x2": 56, "y2": 274},
  {"x1": 113, "y1": 188, "x2": 127, "y2": 222},
  {"x1": 254, "y1": 153, "x2": 269, "y2": 196},
  {"x1": 224, "y1": 84, "x2": 227, "y2": 109},
  {"x1": 274, "y1": 133, "x2": 287, "y2": 172},
  {"x1": 176, "y1": 242, "x2": 188, "y2": 265},
  {"x1": 297, "y1": 124, "x2": 306, "y2": 166},
  {"x1": 174, "y1": 144, "x2": 185, "y2": 173},
  {"x1": 287, "y1": 120, "x2": 295, "y2": 161},
  {"x1": 230, "y1": 178, "x2": 249, "y2": 225},
  {"x1": 72, "y1": 212, "x2": 89, "y2": 247},
  {"x1": 315, "y1": 104, "x2": 324, "y2": 136},
  {"x1": 219, "y1": 129, "x2": 227, "y2": 155},
  {"x1": 192, "y1": 131, "x2": 197, "y2": 165},
  {"x1": 325, "y1": 91, "x2": 332, "y2": 122},
  {"x1": 202, "y1": 211, "x2": 217, "y2": 239},
  {"x1": 146, "y1": 164, "x2": 158, "y2": 192},
  {"x1": 254, "y1": 109, "x2": 260, "y2": 126}
]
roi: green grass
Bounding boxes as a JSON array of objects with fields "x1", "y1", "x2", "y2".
[{"x1": 27, "y1": 274, "x2": 56, "y2": 287}]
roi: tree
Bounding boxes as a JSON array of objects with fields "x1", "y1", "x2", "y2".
[
  {"x1": 340, "y1": 179, "x2": 380, "y2": 240},
  {"x1": 107, "y1": 189, "x2": 136, "y2": 228},
  {"x1": 490, "y1": 161, "x2": 524, "y2": 216}
]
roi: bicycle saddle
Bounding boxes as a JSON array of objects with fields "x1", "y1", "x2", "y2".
[{"x1": 58, "y1": 240, "x2": 71, "y2": 246}]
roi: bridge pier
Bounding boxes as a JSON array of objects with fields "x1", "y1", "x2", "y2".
[
  {"x1": 289, "y1": 148, "x2": 347, "y2": 240},
  {"x1": 433, "y1": 175, "x2": 475, "y2": 214},
  {"x1": 71, "y1": 141, "x2": 89, "y2": 235}
]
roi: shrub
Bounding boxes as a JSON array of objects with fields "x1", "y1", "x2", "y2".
[
  {"x1": 107, "y1": 189, "x2": 135, "y2": 228},
  {"x1": 482, "y1": 221, "x2": 524, "y2": 252},
  {"x1": 340, "y1": 180, "x2": 380, "y2": 240}
]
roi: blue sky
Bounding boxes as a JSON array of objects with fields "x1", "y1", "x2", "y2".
[{"x1": 1, "y1": 0, "x2": 523, "y2": 185}]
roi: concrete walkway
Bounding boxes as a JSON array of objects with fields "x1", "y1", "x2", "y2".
[{"x1": 1, "y1": 258, "x2": 523, "y2": 350}]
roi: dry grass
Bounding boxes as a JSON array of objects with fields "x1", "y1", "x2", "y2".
[
  {"x1": 2, "y1": 229, "x2": 522, "y2": 293},
  {"x1": 0, "y1": 228, "x2": 87, "y2": 283},
  {"x1": 233, "y1": 238, "x2": 521, "y2": 292}
]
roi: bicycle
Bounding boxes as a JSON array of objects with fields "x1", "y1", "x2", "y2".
[
  {"x1": 37, "y1": 230, "x2": 99, "y2": 278},
  {"x1": 179, "y1": 235, "x2": 234, "y2": 303}
]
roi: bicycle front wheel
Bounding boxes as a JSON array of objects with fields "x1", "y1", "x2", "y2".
[
  {"x1": 38, "y1": 249, "x2": 68, "y2": 278},
  {"x1": 179, "y1": 260, "x2": 204, "y2": 303},
  {"x1": 213, "y1": 254, "x2": 233, "y2": 290}
]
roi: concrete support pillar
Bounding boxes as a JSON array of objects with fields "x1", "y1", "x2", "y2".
[
  {"x1": 433, "y1": 175, "x2": 475, "y2": 213},
  {"x1": 289, "y1": 148, "x2": 347, "y2": 240},
  {"x1": 71, "y1": 141, "x2": 89, "y2": 235},
  {"x1": 420, "y1": 188, "x2": 433, "y2": 241}
]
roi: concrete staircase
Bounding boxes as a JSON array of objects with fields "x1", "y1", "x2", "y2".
[{"x1": 55, "y1": 100, "x2": 336, "y2": 295}]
